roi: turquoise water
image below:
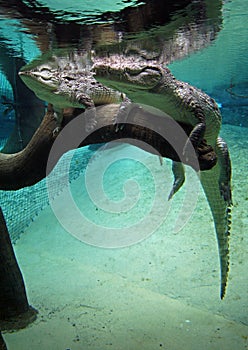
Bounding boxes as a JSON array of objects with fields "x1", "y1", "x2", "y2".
[
  {"x1": 0, "y1": 1, "x2": 248, "y2": 349},
  {"x1": 169, "y1": 0, "x2": 248, "y2": 126},
  {"x1": 170, "y1": 0, "x2": 248, "y2": 92}
]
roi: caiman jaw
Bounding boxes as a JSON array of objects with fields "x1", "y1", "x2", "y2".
[{"x1": 19, "y1": 68, "x2": 58, "y2": 88}]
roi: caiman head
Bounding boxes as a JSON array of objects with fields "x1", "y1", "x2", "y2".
[
  {"x1": 19, "y1": 51, "x2": 93, "y2": 108},
  {"x1": 93, "y1": 55, "x2": 168, "y2": 92},
  {"x1": 19, "y1": 54, "x2": 66, "y2": 101},
  {"x1": 19, "y1": 60, "x2": 59, "y2": 101}
]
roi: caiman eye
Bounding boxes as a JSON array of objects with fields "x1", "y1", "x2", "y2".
[{"x1": 39, "y1": 69, "x2": 53, "y2": 80}]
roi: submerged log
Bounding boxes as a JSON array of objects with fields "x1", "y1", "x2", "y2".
[
  {"x1": 0, "y1": 103, "x2": 217, "y2": 191},
  {"x1": 0, "y1": 207, "x2": 37, "y2": 331},
  {"x1": 0, "y1": 103, "x2": 216, "y2": 331}
]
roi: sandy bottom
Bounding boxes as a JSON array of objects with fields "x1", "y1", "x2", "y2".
[{"x1": 3, "y1": 124, "x2": 248, "y2": 350}]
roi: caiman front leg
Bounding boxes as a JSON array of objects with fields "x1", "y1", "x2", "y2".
[
  {"x1": 77, "y1": 92, "x2": 132, "y2": 133},
  {"x1": 113, "y1": 95, "x2": 133, "y2": 131},
  {"x1": 76, "y1": 92, "x2": 97, "y2": 132},
  {"x1": 183, "y1": 108, "x2": 206, "y2": 157},
  {"x1": 184, "y1": 122, "x2": 206, "y2": 154}
]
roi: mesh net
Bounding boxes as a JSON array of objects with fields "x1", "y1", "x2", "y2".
[
  {"x1": 0, "y1": 62, "x2": 102, "y2": 243},
  {"x1": 0, "y1": 145, "x2": 99, "y2": 243},
  {"x1": 0, "y1": 72, "x2": 15, "y2": 150}
]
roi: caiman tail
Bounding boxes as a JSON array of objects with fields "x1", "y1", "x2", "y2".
[{"x1": 200, "y1": 137, "x2": 232, "y2": 299}]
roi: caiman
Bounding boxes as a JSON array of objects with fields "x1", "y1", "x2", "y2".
[
  {"x1": 19, "y1": 50, "x2": 232, "y2": 299},
  {"x1": 93, "y1": 53, "x2": 232, "y2": 299},
  {"x1": 19, "y1": 51, "x2": 129, "y2": 132}
]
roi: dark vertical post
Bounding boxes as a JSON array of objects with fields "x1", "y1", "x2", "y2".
[
  {"x1": 0, "y1": 332, "x2": 7, "y2": 350},
  {"x1": 0, "y1": 207, "x2": 37, "y2": 330}
]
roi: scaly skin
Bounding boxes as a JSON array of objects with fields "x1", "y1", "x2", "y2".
[
  {"x1": 200, "y1": 137, "x2": 232, "y2": 299},
  {"x1": 93, "y1": 55, "x2": 232, "y2": 298},
  {"x1": 19, "y1": 51, "x2": 127, "y2": 131}
]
